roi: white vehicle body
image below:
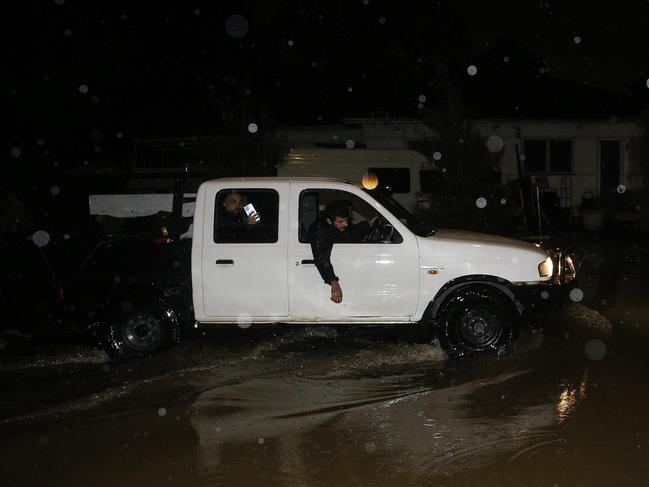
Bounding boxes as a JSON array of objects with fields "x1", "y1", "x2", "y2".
[{"x1": 191, "y1": 178, "x2": 570, "y2": 327}]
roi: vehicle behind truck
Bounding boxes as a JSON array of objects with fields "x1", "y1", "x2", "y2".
[{"x1": 88, "y1": 177, "x2": 576, "y2": 359}]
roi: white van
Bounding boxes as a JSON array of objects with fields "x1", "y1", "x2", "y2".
[{"x1": 276, "y1": 148, "x2": 443, "y2": 210}]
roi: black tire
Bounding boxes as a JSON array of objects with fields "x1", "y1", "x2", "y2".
[
  {"x1": 100, "y1": 304, "x2": 176, "y2": 359},
  {"x1": 435, "y1": 285, "x2": 516, "y2": 355}
]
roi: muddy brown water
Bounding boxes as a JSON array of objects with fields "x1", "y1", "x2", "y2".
[{"x1": 1, "y1": 243, "x2": 649, "y2": 486}]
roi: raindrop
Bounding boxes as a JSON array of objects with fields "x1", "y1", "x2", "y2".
[
  {"x1": 418, "y1": 94, "x2": 426, "y2": 103},
  {"x1": 120, "y1": 300, "x2": 133, "y2": 312},
  {"x1": 93, "y1": 145, "x2": 102, "y2": 153},
  {"x1": 332, "y1": 134, "x2": 339, "y2": 140},
  {"x1": 347, "y1": 86, "x2": 353, "y2": 93},
  {"x1": 237, "y1": 314, "x2": 252, "y2": 329},
  {"x1": 54, "y1": 0, "x2": 65, "y2": 5},
  {"x1": 540, "y1": 290, "x2": 550, "y2": 300},
  {"x1": 193, "y1": 8, "x2": 201, "y2": 15},
  {"x1": 511, "y1": 256, "x2": 519, "y2": 264},
  {"x1": 503, "y1": 56, "x2": 510, "y2": 62},
  {"x1": 467, "y1": 65, "x2": 478, "y2": 76},
  {"x1": 32, "y1": 230, "x2": 50, "y2": 247},
  {"x1": 573, "y1": 36, "x2": 582, "y2": 44},
  {"x1": 158, "y1": 407, "x2": 167, "y2": 417},
  {"x1": 475, "y1": 197, "x2": 487, "y2": 209},
  {"x1": 417, "y1": 102, "x2": 424, "y2": 109},
  {"x1": 50, "y1": 186, "x2": 61, "y2": 196},
  {"x1": 363, "y1": 0, "x2": 370, "y2": 4},
  {"x1": 364, "y1": 442, "x2": 377, "y2": 453},
  {"x1": 225, "y1": 14, "x2": 249, "y2": 39},
  {"x1": 433, "y1": 151, "x2": 442, "y2": 161},
  {"x1": 569, "y1": 288, "x2": 584, "y2": 302},
  {"x1": 37, "y1": 436, "x2": 49, "y2": 446},
  {"x1": 345, "y1": 139, "x2": 356, "y2": 149},
  {"x1": 78, "y1": 84, "x2": 89, "y2": 94},
  {"x1": 288, "y1": 40, "x2": 294, "y2": 46},
  {"x1": 258, "y1": 438, "x2": 265, "y2": 445},
  {"x1": 36, "y1": 138, "x2": 45, "y2": 146},
  {"x1": 116, "y1": 131, "x2": 123, "y2": 138},
  {"x1": 11, "y1": 147, "x2": 22, "y2": 158},
  {"x1": 617, "y1": 184, "x2": 626, "y2": 194},
  {"x1": 500, "y1": 198, "x2": 507, "y2": 205},
  {"x1": 247, "y1": 123, "x2": 258, "y2": 134},
  {"x1": 378, "y1": 16, "x2": 386, "y2": 24},
  {"x1": 646, "y1": 78, "x2": 649, "y2": 89},
  {"x1": 0, "y1": 338, "x2": 6, "y2": 351},
  {"x1": 64, "y1": 29, "x2": 72, "y2": 37},
  {"x1": 584, "y1": 339, "x2": 606, "y2": 361},
  {"x1": 121, "y1": 14, "x2": 128, "y2": 20},
  {"x1": 486, "y1": 135, "x2": 504, "y2": 152}
]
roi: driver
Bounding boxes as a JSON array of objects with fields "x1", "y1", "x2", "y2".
[{"x1": 307, "y1": 200, "x2": 378, "y2": 304}]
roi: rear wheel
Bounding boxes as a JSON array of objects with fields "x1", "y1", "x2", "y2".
[
  {"x1": 100, "y1": 304, "x2": 176, "y2": 358},
  {"x1": 435, "y1": 285, "x2": 516, "y2": 355}
]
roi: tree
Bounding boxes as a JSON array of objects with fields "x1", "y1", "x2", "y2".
[{"x1": 423, "y1": 68, "x2": 503, "y2": 219}]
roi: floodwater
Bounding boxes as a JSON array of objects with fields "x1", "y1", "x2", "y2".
[{"x1": 1, "y1": 239, "x2": 649, "y2": 486}]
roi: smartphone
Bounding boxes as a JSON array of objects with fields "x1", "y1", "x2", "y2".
[{"x1": 243, "y1": 203, "x2": 261, "y2": 222}]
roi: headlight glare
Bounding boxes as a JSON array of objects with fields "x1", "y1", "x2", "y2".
[{"x1": 538, "y1": 256, "x2": 553, "y2": 278}]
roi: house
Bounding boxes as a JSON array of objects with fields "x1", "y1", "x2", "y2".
[{"x1": 276, "y1": 117, "x2": 642, "y2": 210}]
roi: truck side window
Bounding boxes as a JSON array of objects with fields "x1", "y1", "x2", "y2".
[
  {"x1": 214, "y1": 189, "x2": 279, "y2": 243},
  {"x1": 298, "y1": 189, "x2": 401, "y2": 244}
]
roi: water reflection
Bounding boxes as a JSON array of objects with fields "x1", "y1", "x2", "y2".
[
  {"x1": 188, "y1": 367, "x2": 572, "y2": 480},
  {"x1": 556, "y1": 368, "x2": 589, "y2": 423}
]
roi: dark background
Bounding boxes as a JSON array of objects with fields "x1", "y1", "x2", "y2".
[{"x1": 6, "y1": 1, "x2": 649, "y2": 165}]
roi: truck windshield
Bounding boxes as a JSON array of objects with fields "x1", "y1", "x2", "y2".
[{"x1": 363, "y1": 189, "x2": 436, "y2": 237}]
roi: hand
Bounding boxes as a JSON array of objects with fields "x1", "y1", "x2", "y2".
[
  {"x1": 246, "y1": 213, "x2": 260, "y2": 225},
  {"x1": 330, "y1": 280, "x2": 343, "y2": 304},
  {"x1": 368, "y1": 216, "x2": 379, "y2": 227}
]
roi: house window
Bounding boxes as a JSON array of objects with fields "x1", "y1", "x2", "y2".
[{"x1": 523, "y1": 140, "x2": 572, "y2": 174}]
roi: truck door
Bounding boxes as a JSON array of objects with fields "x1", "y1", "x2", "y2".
[
  {"x1": 200, "y1": 186, "x2": 288, "y2": 320},
  {"x1": 287, "y1": 184, "x2": 419, "y2": 321}
]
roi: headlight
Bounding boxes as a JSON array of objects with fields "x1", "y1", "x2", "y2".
[{"x1": 538, "y1": 256, "x2": 553, "y2": 278}]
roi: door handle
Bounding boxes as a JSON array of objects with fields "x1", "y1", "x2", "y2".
[
  {"x1": 300, "y1": 259, "x2": 315, "y2": 265},
  {"x1": 215, "y1": 259, "x2": 234, "y2": 265}
]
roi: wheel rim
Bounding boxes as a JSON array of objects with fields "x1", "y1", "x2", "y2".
[
  {"x1": 457, "y1": 307, "x2": 502, "y2": 350},
  {"x1": 121, "y1": 312, "x2": 163, "y2": 352}
]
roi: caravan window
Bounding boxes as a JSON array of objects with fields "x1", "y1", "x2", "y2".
[{"x1": 367, "y1": 167, "x2": 410, "y2": 193}]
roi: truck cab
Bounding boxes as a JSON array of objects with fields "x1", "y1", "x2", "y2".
[{"x1": 98, "y1": 177, "x2": 576, "y2": 358}]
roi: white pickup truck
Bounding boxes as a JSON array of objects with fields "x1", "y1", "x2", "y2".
[{"x1": 96, "y1": 177, "x2": 576, "y2": 358}]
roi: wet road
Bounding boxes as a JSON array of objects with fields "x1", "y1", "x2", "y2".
[{"x1": 1, "y1": 239, "x2": 649, "y2": 486}]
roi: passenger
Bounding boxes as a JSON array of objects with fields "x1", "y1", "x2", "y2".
[
  {"x1": 221, "y1": 191, "x2": 260, "y2": 226},
  {"x1": 217, "y1": 191, "x2": 260, "y2": 242},
  {"x1": 307, "y1": 200, "x2": 377, "y2": 304}
]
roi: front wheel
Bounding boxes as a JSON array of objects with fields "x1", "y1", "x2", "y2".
[{"x1": 435, "y1": 285, "x2": 516, "y2": 355}]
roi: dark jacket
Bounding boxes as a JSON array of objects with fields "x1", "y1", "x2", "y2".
[{"x1": 307, "y1": 219, "x2": 370, "y2": 284}]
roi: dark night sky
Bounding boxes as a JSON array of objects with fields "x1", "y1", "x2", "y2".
[{"x1": 5, "y1": 0, "x2": 649, "y2": 167}]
